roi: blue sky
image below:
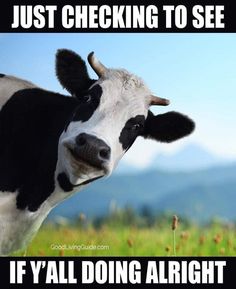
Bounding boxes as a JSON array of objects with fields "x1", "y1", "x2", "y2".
[{"x1": 0, "y1": 33, "x2": 235, "y2": 167}]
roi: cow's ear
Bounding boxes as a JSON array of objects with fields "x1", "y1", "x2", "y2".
[
  {"x1": 56, "y1": 49, "x2": 95, "y2": 96},
  {"x1": 142, "y1": 111, "x2": 195, "y2": 142}
]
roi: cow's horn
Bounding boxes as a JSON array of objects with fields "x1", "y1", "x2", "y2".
[
  {"x1": 150, "y1": 95, "x2": 170, "y2": 106},
  {"x1": 88, "y1": 52, "x2": 107, "y2": 77}
]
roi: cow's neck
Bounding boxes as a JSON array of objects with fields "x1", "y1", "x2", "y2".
[
  {"x1": 0, "y1": 190, "x2": 52, "y2": 255},
  {"x1": 0, "y1": 183, "x2": 81, "y2": 256}
]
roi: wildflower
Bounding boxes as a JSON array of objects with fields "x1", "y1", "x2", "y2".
[
  {"x1": 172, "y1": 215, "x2": 178, "y2": 256},
  {"x1": 213, "y1": 234, "x2": 222, "y2": 244},
  {"x1": 199, "y1": 235, "x2": 206, "y2": 245},
  {"x1": 219, "y1": 248, "x2": 225, "y2": 255},
  {"x1": 172, "y1": 215, "x2": 178, "y2": 230},
  {"x1": 180, "y1": 231, "x2": 189, "y2": 240},
  {"x1": 165, "y1": 245, "x2": 171, "y2": 253},
  {"x1": 127, "y1": 239, "x2": 133, "y2": 248}
]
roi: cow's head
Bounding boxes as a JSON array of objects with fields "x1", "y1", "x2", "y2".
[{"x1": 56, "y1": 49, "x2": 195, "y2": 186}]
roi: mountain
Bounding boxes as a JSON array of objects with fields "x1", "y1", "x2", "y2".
[
  {"x1": 148, "y1": 143, "x2": 230, "y2": 172},
  {"x1": 156, "y1": 180, "x2": 236, "y2": 221},
  {"x1": 114, "y1": 143, "x2": 232, "y2": 174},
  {"x1": 48, "y1": 163, "x2": 236, "y2": 223}
]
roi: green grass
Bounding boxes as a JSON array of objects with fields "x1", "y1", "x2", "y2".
[{"x1": 13, "y1": 222, "x2": 236, "y2": 256}]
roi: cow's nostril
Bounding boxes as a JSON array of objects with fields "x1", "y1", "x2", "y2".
[
  {"x1": 74, "y1": 133, "x2": 110, "y2": 168},
  {"x1": 76, "y1": 135, "x2": 86, "y2": 146},
  {"x1": 99, "y1": 147, "x2": 110, "y2": 160}
]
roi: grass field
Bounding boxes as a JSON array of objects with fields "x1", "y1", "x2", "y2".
[{"x1": 13, "y1": 221, "x2": 236, "y2": 257}]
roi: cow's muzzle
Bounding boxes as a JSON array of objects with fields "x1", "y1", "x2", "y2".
[{"x1": 67, "y1": 133, "x2": 111, "y2": 170}]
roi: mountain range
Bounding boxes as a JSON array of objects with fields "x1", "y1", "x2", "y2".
[
  {"x1": 48, "y1": 159, "x2": 236, "y2": 223},
  {"x1": 115, "y1": 143, "x2": 231, "y2": 173}
]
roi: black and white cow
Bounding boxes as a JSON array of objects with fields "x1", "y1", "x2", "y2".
[{"x1": 0, "y1": 50, "x2": 194, "y2": 255}]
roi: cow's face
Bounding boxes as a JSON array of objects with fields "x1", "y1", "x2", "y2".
[
  {"x1": 60, "y1": 70, "x2": 151, "y2": 184},
  {"x1": 56, "y1": 50, "x2": 195, "y2": 186}
]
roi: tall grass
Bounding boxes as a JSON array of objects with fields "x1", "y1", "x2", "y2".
[{"x1": 12, "y1": 219, "x2": 236, "y2": 257}]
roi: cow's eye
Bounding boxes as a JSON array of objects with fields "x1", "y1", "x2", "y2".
[
  {"x1": 131, "y1": 123, "x2": 142, "y2": 131},
  {"x1": 83, "y1": 95, "x2": 92, "y2": 103}
]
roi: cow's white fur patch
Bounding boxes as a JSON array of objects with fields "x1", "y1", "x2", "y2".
[
  {"x1": 0, "y1": 191, "x2": 51, "y2": 255},
  {"x1": 0, "y1": 75, "x2": 37, "y2": 110},
  {"x1": 0, "y1": 181, "x2": 82, "y2": 255}
]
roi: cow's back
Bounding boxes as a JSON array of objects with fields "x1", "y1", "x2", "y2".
[{"x1": 0, "y1": 74, "x2": 37, "y2": 110}]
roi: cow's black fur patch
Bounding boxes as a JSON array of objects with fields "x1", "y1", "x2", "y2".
[
  {"x1": 57, "y1": 173, "x2": 74, "y2": 192},
  {"x1": 0, "y1": 73, "x2": 5, "y2": 78},
  {"x1": 0, "y1": 88, "x2": 78, "y2": 211},
  {"x1": 142, "y1": 111, "x2": 195, "y2": 142},
  {"x1": 57, "y1": 172, "x2": 102, "y2": 192},
  {"x1": 56, "y1": 49, "x2": 95, "y2": 97},
  {"x1": 72, "y1": 85, "x2": 103, "y2": 122},
  {"x1": 119, "y1": 115, "x2": 145, "y2": 150}
]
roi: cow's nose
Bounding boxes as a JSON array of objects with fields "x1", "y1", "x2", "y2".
[{"x1": 73, "y1": 133, "x2": 111, "y2": 168}]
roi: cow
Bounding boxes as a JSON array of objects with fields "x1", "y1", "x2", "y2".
[{"x1": 0, "y1": 49, "x2": 195, "y2": 255}]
